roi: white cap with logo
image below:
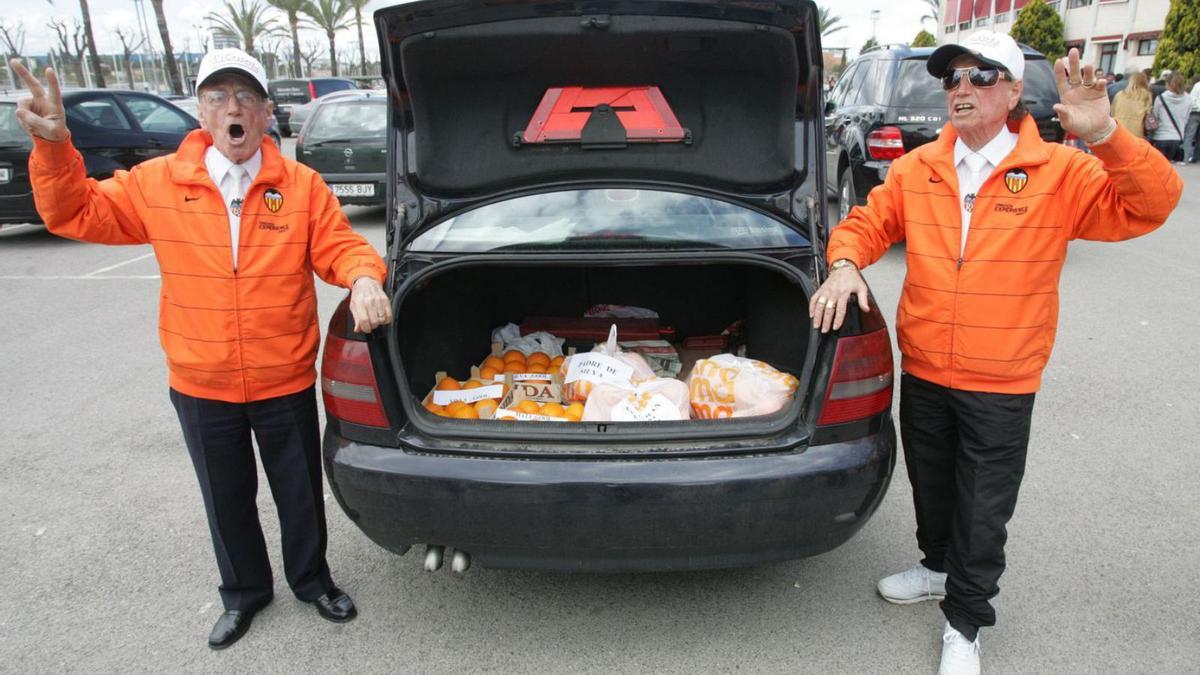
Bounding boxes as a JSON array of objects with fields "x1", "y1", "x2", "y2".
[
  {"x1": 926, "y1": 32, "x2": 1026, "y2": 81},
  {"x1": 195, "y1": 48, "x2": 270, "y2": 97}
]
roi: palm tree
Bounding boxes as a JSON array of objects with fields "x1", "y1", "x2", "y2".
[
  {"x1": 150, "y1": 0, "x2": 183, "y2": 95},
  {"x1": 818, "y1": 5, "x2": 846, "y2": 39},
  {"x1": 302, "y1": 0, "x2": 352, "y2": 77},
  {"x1": 267, "y1": 0, "x2": 309, "y2": 78},
  {"x1": 346, "y1": 0, "x2": 369, "y2": 76},
  {"x1": 206, "y1": 0, "x2": 281, "y2": 57},
  {"x1": 919, "y1": 0, "x2": 941, "y2": 31}
]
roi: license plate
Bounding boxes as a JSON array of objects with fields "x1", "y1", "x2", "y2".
[
  {"x1": 276, "y1": 106, "x2": 290, "y2": 114},
  {"x1": 330, "y1": 183, "x2": 375, "y2": 197},
  {"x1": 0, "y1": 167, "x2": 10, "y2": 184}
]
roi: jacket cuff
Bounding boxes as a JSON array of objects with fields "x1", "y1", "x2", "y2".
[
  {"x1": 1087, "y1": 123, "x2": 1143, "y2": 166},
  {"x1": 346, "y1": 264, "x2": 385, "y2": 287},
  {"x1": 30, "y1": 133, "x2": 79, "y2": 173},
  {"x1": 826, "y1": 245, "x2": 864, "y2": 270}
]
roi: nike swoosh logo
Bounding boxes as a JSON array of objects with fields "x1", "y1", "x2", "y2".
[
  {"x1": 928, "y1": 176, "x2": 944, "y2": 183},
  {"x1": 184, "y1": 196, "x2": 200, "y2": 202}
]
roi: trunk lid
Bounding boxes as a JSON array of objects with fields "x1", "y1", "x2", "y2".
[{"x1": 376, "y1": 0, "x2": 825, "y2": 232}]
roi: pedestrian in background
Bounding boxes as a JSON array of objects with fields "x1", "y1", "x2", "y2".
[
  {"x1": 1150, "y1": 73, "x2": 1192, "y2": 163},
  {"x1": 10, "y1": 49, "x2": 391, "y2": 650},
  {"x1": 1112, "y1": 71, "x2": 1152, "y2": 139},
  {"x1": 1183, "y1": 74, "x2": 1200, "y2": 163},
  {"x1": 811, "y1": 32, "x2": 1181, "y2": 675}
]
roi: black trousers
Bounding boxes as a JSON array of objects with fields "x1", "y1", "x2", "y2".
[
  {"x1": 171, "y1": 386, "x2": 334, "y2": 611},
  {"x1": 899, "y1": 373, "x2": 1035, "y2": 641}
]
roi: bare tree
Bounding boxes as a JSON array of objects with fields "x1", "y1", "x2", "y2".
[
  {"x1": 114, "y1": 26, "x2": 146, "y2": 88},
  {"x1": 300, "y1": 38, "x2": 322, "y2": 76},
  {"x1": 47, "y1": 18, "x2": 87, "y2": 87},
  {"x1": 0, "y1": 20, "x2": 25, "y2": 59}
]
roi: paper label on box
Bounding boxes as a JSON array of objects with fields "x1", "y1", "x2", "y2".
[
  {"x1": 610, "y1": 392, "x2": 684, "y2": 422},
  {"x1": 564, "y1": 353, "x2": 634, "y2": 385},
  {"x1": 431, "y1": 384, "x2": 505, "y2": 406},
  {"x1": 492, "y1": 408, "x2": 569, "y2": 422},
  {"x1": 492, "y1": 373, "x2": 556, "y2": 382}
]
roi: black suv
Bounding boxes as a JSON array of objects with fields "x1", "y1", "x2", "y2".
[
  {"x1": 825, "y1": 43, "x2": 1064, "y2": 222},
  {"x1": 319, "y1": 0, "x2": 896, "y2": 574},
  {"x1": 268, "y1": 77, "x2": 357, "y2": 135}
]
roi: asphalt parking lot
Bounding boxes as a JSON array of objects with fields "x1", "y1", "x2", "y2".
[{"x1": 1, "y1": 140, "x2": 1197, "y2": 672}]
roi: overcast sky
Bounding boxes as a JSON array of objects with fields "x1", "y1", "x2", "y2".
[{"x1": 6, "y1": 0, "x2": 933, "y2": 61}]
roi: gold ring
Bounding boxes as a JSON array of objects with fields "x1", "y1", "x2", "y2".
[
  {"x1": 817, "y1": 297, "x2": 828, "y2": 305},
  {"x1": 1068, "y1": 78, "x2": 1082, "y2": 86},
  {"x1": 1082, "y1": 80, "x2": 1097, "y2": 88}
]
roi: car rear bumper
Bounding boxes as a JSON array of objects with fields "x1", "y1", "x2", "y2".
[
  {"x1": 0, "y1": 192, "x2": 40, "y2": 224},
  {"x1": 323, "y1": 419, "x2": 896, "y2": 572}
]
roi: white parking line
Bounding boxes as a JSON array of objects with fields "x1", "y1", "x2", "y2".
[
  {"x1": 0, "y1": 275, "x2": 160, "y2": 280},
  {"x1": 84, "y1": 251, "x2": 156, "y2": 277}
]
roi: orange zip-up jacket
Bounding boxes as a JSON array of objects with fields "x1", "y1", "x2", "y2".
[
  {"x1": 29, "y1": 130, "x2": 387, "y2": 403},
  {"x1": 828, "y1": 117, "x2": 1181, "y2": 394}
]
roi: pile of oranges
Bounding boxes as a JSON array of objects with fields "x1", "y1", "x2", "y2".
[
  {"x1": 510, "y1": 399, "x2": 585, "y2": 422},
  {"x1": 478, "y1": 350, "x2": 565, "y2": 382},
  {"x1": 422, "y1": 376, "x2": 502, "y2": 419},
  {"x1": 422, "y1": 349, "x2": 574, "y2": 421}
]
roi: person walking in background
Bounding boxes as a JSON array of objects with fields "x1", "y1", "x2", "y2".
[
  {"x1": 1149, "y1": 73, "x2": 1193, "y2": 163},
  {"x1": 1183, "y1": 75, "x2": 1200, "y2": 163},
  {"x1": 1106, "y1": 72, "x2": 1127, "y2": 102},
  {"x1": 1112, "y1": 71, "x2": 1153, "y2": 139}
]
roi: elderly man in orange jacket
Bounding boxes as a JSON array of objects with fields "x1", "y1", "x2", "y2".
[
  {"x1": 11, "y1": 50, "x2": 391, "y2": 649},
  {"x1": 811, "y1": 34, "x2": 1181, "y2": 674}
]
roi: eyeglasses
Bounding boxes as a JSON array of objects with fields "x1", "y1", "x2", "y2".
[
  {"x1": 200, "y1": 90, "x2": 265, "y2": 108},
  {"x1": 941, "y1": 66, "x2": 1011, "y2": 91}
]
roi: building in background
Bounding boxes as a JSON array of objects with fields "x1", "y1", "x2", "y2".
[{"x1": 941, "y1": 0, "x2": 1171, "y2": 76}]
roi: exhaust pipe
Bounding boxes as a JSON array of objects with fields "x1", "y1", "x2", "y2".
[
  {"x1": 451, "y1": 550, "x2": 471, "y2": 574},
  {"x1": 423, "y1": 545, "x2": 444, "y2": 572}
]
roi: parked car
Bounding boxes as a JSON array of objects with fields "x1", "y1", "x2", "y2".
[
  {"x1": 825, "y1": 43, "x2": 1065, "y2": 222},
  {"x1": 267, "y1": 77, "x2": 357, "y2": 135},
  {"x1": 173, "y1": 96, "x2": 283, "y2": 147},
  {"x1": 319, "y1": 0, "x2": 897, "y2": 574},
  {"x1": 295, "y1": 90, "x2": 388, "y2": 205},
  {"x1": 0, "y1": 90, "x2": 198, "y2": 227},
  {"x1": 285, "y1": 88, "x2": 372, "y2": 137}
]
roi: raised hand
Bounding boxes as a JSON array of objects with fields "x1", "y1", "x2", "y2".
[
  {"x1": 9, "y1": 59, "x2": 68, "y2": 142},
  {"x1": 1052, "y1": 48, "x2": 1115, "y2": 143}
]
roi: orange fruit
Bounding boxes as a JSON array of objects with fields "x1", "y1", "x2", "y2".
[
  {"x1": 564, "y1": 402, "x2": 584, "y2": 421},
  {"x1": 503, "y1": 362, "x2": 525, "y2": 374},
  {"x1": 480, "y1": 366, "x2": 499, "y2": 381},
  {"x1": 526, "y1": 364, "x2": 547, "y2": 374},
  {"x1": 436, "y1": 377, "x2": 461, "y2": 391},
  {"x1": 423, "y1": 401, "x2": 445, "y2": 415},
  {"x1": 539, "y1": 402, "x2": 566, "y2": 418},
  {"x1": 503, "y1": 349, "x2": 526, "y2": 364},
  {"x1": 482, "y1": 356, "x2": 505, "y2": 372},
  {"x1": 452, "y1": 406, "x2": 479, "y2": 419},
  {"x1": 527, "y1": 352, "x2": 551, "y2": 367},
  {"x1": 463, "y1": 380, "x2": 484, "y2": 390},
  {"x1": 516, "y1": 400, "x2": 542, "y2": 415},
  {"x1": 474, "y1": 399, "x2": 498, "y2": 418},
  {"x1": 550, "y1": 355, "x2": 565, "y2": 369},
  {"x1": 445, "y1": 400, "x2": 469, "y2": 415}
]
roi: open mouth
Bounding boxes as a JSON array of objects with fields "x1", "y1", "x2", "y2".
[
  {"x1": 228, "y1": 123, "x2": 245, "y2": 140},
  {"x1": 953, "y1": 103, "x2": 975, "y2": 114}
]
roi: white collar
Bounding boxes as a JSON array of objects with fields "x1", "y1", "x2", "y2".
[
  {"x1": 953, "y1": 126, "x2": 1018, "y2": 169},
  {"x1": 204, "y1": 145, "x2": 262, "y2": 186}
]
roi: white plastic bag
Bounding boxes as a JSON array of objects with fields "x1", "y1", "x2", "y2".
[
  {"x1": 490, "y1": 322, "x2": 565, "y2": 357},
  {"x1": 559, "y1": 324, "x2": 656, "y2": 402},
  {"x1": 582, "y1": 378, "x2": 691, "y2": 422},
  {"x1": 687, "y1": 354, "x2": 799, "y2": 419}
]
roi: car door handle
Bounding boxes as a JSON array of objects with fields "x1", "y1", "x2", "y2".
[{"x1": 146, "y1": 139, "x2": 164, "y2": 147}]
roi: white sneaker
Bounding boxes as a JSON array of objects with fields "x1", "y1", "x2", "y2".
[
  {"x1": 938, "y1": 622, "x2": 981, "y2": 675},
  {"x1": 876, "y1": 563, "x2": 947, "y2": 604}
]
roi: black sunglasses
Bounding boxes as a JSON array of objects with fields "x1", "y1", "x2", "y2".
[{"x1": 941, "y1": 66, "x2": 1011, "y2": 91}]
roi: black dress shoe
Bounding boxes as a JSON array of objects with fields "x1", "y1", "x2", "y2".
[
  {"x1": 208, "y1": 610, "x2": 255, "y2": 650},
  {"x1": 312, "y1": 587, "x2": 357, "y2": 623}
]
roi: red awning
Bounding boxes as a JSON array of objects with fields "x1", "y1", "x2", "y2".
[
  {"x1": 996, "y1": 0, "x2": 1013, "y2": 12},
  {"x1": 974, "y1": 0, "x2": 990, "y2": 19},
  {"x1": 945, "y1": 0, "x2": 959, "y2": 25},
  {"x1": 959, "y1": 0, "x2": 973, "y2": 22},
  {"x1": 1091, "y1": 34, "x2": 1123, "y2": 42},
  {"x1": 1014, "y1": 0, "x2": 1029, "y2": 9}
]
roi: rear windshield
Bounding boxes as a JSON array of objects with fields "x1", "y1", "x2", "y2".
[
  {"x1": 408, "y1": 189, "x2": 808, "y2": 252},
  {"x1": 305, "y1": 100, "x2": 386, "y2": 143},
  {"x1": 313, "y1": 79, "x2": 356, "y2": 97},
  {"x1": 0, "y1": 103, "x2": 29, "y2": 146},
  {"x1": 270, "y1": 80, "x2": 310, "y2": 104},
  {"x1": 891, "y1": 59, "x2": 947, "y2": 108}
]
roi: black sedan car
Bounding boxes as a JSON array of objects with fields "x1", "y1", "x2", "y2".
[
  {"x1": 295, "y1": 90, "x2": 387, "y2": 206},
  {"x1": 320, "y1": 0, "x2": 896, "y2": 574},
  {"x1": 0, "y1": 90, "x2": 198, "y2": 226}
]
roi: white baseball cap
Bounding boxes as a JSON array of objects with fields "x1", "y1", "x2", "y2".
[
  {"x1": 927, "y1": 31, "x2": 1025, "y2": 81},
  {"x1": 195, "y1": 48, "x2": 269, "y2": 97}
]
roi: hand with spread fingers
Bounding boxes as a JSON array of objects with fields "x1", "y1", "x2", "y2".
[
  {"x1": 349, "y1": 276, "x2": 392, "y2": 333},
  {"x1": 808, "y1": 266, "x2": 870, "y2": 334},
  {"x1": 1052, "y1": 48, "x2": 1116, "y2": 143},
  {"x1": 9, "y1": 59, "x2": 68, "y2": 143}
]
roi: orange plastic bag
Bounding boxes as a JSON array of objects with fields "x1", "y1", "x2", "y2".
[
  {"x1": 559, "y1": 324, "x2": 656, "y2": 403},
  {"x1": 687, "y1": 354, "x2": 799, "y2": 419}
]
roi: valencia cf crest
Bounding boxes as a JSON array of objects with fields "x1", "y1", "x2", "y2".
[
  {"x1": 230, "y1": 198, "x2": 243, "y2": 217},
  {"x1": 1004, "y1": 168, "x2": 1029, "y2": 194},
  {"x1": 263, "y1": 188, "x2": 284, "y2": 213},
  {"x1": 963, "y1": 192, "x2": 976, "y2": 213}
]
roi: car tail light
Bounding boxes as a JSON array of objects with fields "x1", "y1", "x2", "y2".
[
  {"x1": 321, "y1": 321, "x2": 389, "y2": 428},
  {"x1": 817, "y1": 328, "x2": 894, "y2": 426},
  {"x1": 1063, "y1": 131, "x2": 1078, "y2": 144},
  {"x1": 867, "y1": 126, "x2": 905, "y2": 160},
  {"x1": 309, "y1": 81, "x2": 317, "y2": 100}
]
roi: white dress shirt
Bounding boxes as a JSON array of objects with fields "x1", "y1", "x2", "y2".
[
  {"x1": 204, "y1": 146, "x2": 262, "y2": 270},
  {"x1": 953, "y1": 127, "x2": 1018, "y2": 257}
]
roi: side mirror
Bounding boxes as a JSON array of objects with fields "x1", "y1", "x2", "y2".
[{"x1": 824, "y1": 100, "x2": 835, "y2": 116}]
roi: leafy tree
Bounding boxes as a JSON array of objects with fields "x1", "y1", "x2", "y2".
[
  {"x1": 1153, "y1": 0, "x2": 1200, "y2": 77},
  {"x1": 1010, "y1": 0, "x2": 1065, "y2": 62},
  {"x1": 302, "y1": 0, "x2": 352, "y2": 77},
  {"x1": 818, "y1": 5, "x2": 845, "y2": 38},
  {"x1": 912, "y1": 29, "x2": 937, "y2": 48},
  {"x1": 920, "y1": 0, "x2": 941, "y2": 30},
  {"x1": 347, "y1": 0, "x2": 370, "y2": 76},
  {"x1": 267, "y1": 0, "x2": 310, "y2": 78},
  {"x1": 206, "y1": 0, "x2": 281, "y2": 57},
  {"x1": 860, "y1": 37, "x2": 879, "y2": 54}
]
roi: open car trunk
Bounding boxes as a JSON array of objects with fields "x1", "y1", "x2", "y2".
[{"x1": 393, "y1": 256, "x2": 816, "y2": 433}]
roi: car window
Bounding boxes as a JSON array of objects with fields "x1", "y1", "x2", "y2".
[
  {"x1": 842, "y1": 61, "x2": 872, "y2": 107},
  {"x1": 830, "y1": 63, "x2": 859, "y2": 107},
  {"x1": 305, "y1": 100, "x2": 386, "y2": 143},
  {"x1": 67, "y1": 97, "x2": 132, "y2": 131},
  {"x1": 891, "y1": 59, "x2": 947, "y2": 108},
  {"x1": 270, "y1": 80, "x2": 310, "y2": 104},
  {"x1": 0, "y1": 103, "x2": 29, "y2": 146},
  {"x1": 313, "y1": 79, "x2": 356, "y2": 97},
  {"x1": 119, "y1": 95, "x2": 193, "y2": 133},
  {"x1": 1020, "y1": 59, "x2": 1059, "y2": 109},
  {"x1": 407, "y1": 189, "x2": 808, "y2": 252}
]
